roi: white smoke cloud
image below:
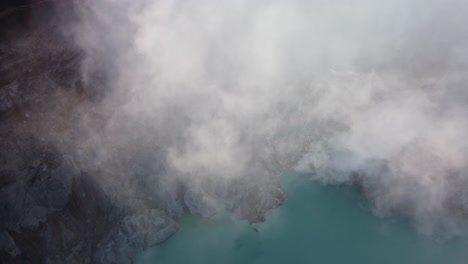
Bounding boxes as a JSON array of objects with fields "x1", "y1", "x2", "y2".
[{"x1": 69, "y1": 0, "x2": 468, "y2": 232}]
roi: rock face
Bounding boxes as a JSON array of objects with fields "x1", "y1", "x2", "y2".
[
  {"x1": 94, "y1": 209, "x2": 179, "y2": 264},
  {"x1": 0, "y1": 1, "x2": 287, "y2": 263},
  {"x1": 0, "y1": 2, "x2": 181, "y2": 263}
]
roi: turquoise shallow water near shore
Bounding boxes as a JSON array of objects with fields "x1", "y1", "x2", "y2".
[{"x1": 135, "y1": 173, "x2": 468, "y2": 264}]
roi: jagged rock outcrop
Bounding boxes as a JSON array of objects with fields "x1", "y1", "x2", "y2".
[{"x1": 94, "y1": 209, "x2": 179, "y2": 264}]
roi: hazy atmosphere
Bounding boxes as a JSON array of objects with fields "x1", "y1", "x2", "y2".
[
  {"x1": 1, "y1": 0, "x2": 468, "y2": 263},
  {"x1": 74, "y1": 0, "x2": 468, "y2": 231}
]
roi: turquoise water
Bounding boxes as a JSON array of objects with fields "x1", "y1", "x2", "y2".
[{"x1": 135, "y1": 173, "x2": 468, "y2": 264}]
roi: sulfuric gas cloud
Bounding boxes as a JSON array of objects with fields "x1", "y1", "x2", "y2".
[{"x1": 66, "y1": 0, "x2": 468, "y2": 234}]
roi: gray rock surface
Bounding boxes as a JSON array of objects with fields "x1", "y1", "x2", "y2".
[{"x1": 94, "y1": 209, "x2": 179, "y2": 264}]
